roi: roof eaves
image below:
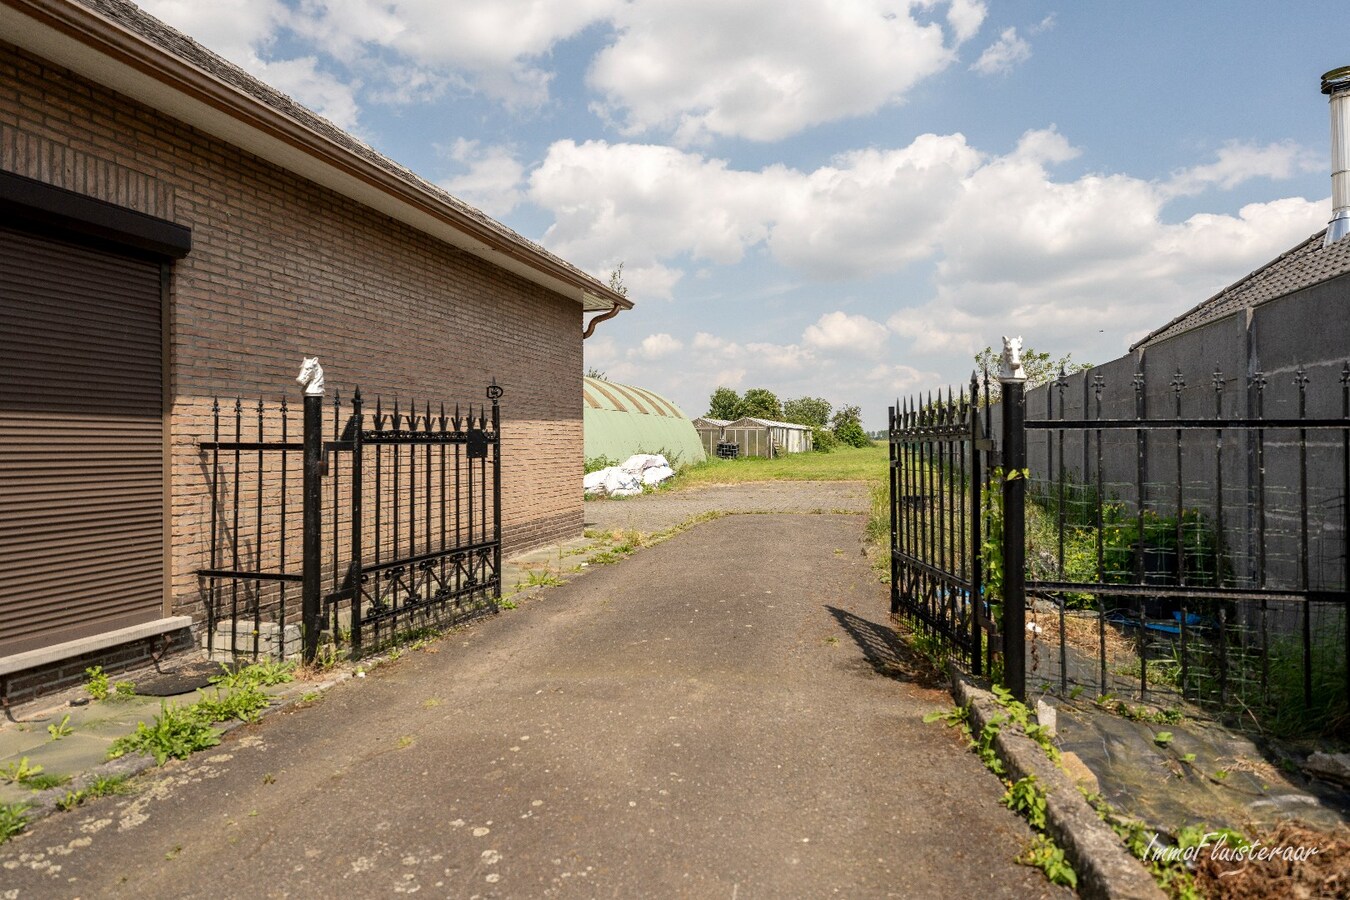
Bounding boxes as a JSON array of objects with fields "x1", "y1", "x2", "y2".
[{"x1": 2, "y1": 0, "x2": 632, "y2": 313}]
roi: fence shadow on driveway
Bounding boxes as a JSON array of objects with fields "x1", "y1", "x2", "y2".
[{"x1": 827, "y1": 606, "x2": 944, "y2": 686}]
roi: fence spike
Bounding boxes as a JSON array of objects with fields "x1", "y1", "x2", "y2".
[
  {"x1": 1133, "y1": 372, "x2": 1145, "y2": 392},
  {"x1": 1213, "y1": 366, "x2": 1224, "y2": 392},
  {"x1": 425, "y1": 401, "x2": 433, "y2": 432},
  {"x1": 1294, "y1": 366, "x2": 1310, "y2": 389},
  {"x1": 1171, "y1": 368, "x2": 1185, "y2": 393},
  {"x1": 1342, "y1": 361, "x2": 1350, "y2": 386},
  {"x1": 454, "y1": 403, "x2": 462, "y2": 430},
  {"x1": 439, "y1": 402, "x2": 448, "y2": 431},
  {"x1": 1092, "y1": 373, "x2": 1104, "y2": 398}
]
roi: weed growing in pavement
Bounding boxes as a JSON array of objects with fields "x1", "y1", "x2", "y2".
[
  {"x1": 23, "y1": 772, "x2": 72, "y2": 792},
  {"x1": 210, "y1": 660, "x2": 296, "y2": 690},
  {"x1": 84, "y1": 666, "x2": 109, "y2": 701},
  {"x1": 0, "y1": 803, "x2": 31, "y2": 844},
  {"x1": 1, "y1": 757, "x2": 71, "y2": 792},
  {"x1": 523, "y1": 569, "x2": 564, "y2": 588},
  {"x1": 108, "y1": 703, "x2": 221, "y2": 765},
  {"x1": 47, "y1": 714, "x2": 74, "y2": 741},
  {"x1": 193, "y1": 684, "x2": 271, "y2": 724},
  {"x1": 923, "y1": 692, "x2": 1078, "y2": 890},
  {"x1": 85, "y1": 666, "x2": 137, "y2": 701},
  {"x1": 1, "y1": 757, "x2": 44, "y2": 786},
  {"x1": 55, "y1": 775, "x2": 132, "y2": 811},
  {"x1": 1002, "y1": 775, "x2": 1048, "y2": 830},
  {"x1": 1018, "y1": 834, "x2": 1077, "y2": 889}
]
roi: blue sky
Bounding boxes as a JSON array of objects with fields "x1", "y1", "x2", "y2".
[{"x1": 141, "y1": 1, "x2": 1348, "y2": 429}]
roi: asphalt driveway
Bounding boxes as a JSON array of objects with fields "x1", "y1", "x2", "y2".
[{"x1": 1, "y1": 508, "x2": 1056, "y2": 898}]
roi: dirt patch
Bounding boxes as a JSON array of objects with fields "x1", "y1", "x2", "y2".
[{"x1": 1192, "y1": 819, "x2": 1350, "y2": 899}]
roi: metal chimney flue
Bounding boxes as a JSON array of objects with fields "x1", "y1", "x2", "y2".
[{"x1": 1323, "y1": 66, "x2": 1350, "y2": 247}]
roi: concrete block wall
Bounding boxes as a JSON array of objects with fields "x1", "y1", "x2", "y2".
[
  {"x1": 0, "y1": 43, "x2": 586, "y2": 635},
  {"x1": 991, "y1": 275, "x2": 1350, "y2": 597}
]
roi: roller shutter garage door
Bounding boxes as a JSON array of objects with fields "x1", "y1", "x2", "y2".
[{"x1": 0, "y1": 227, "x2": 164, "y2": 657}]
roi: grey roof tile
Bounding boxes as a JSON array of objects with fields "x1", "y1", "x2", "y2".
[{"x1": 1133, "y1": 229, "x2": 1350, "y2": 349}]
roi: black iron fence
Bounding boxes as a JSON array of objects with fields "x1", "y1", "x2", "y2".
[
  {"x1": 200, "y1": 378, "x2": 502, "y2": 663},
  {"x1": 888, "y1": 374, "x2": 989, "y2": 674},
  {"x1": 891, "y1": 361, "x2": 1350, "y2": 737}
]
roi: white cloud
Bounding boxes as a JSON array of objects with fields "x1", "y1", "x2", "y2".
[
  {"x1": 588, "y1": 0, "x2": 980, "y2": 143},
  {"x1": 971, "y1": 26, "x2": 1031, "y2": 76},
  {"x1": 293, "y1": 0, "x2": 621, "y2": 107},
  {"x1": 532, "y1": 128, "x2": 1328, "y2": 382},
  {"x1": 946, "y1": 0, "x2": 989, "y2": 43},
  {"x1": 802, "y1": 312, "x2": 891, "y2": 358},
  {"x1": 528, "y1": 130, "x2": 1328, "y2": 329},
  {"x1": 529, "y1": 139, "x2": 783, "y2": 272},
  {"x1": 1163, "y1": 141, "x2": 1321, "y2": 197},
  {"x1": 439, "y1": 140, "x2": 526, "y2": 217},
  {"x1": 632, "y1": 333, "x2": 684, "y2": 360}
]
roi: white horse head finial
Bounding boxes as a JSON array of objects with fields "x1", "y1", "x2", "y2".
[
  {"x1": 296, "y1": 356, "x2": 325, "y2": 396},
  {"x1": 999, "y1": 336, "x2": 1026, "y2": 381}
]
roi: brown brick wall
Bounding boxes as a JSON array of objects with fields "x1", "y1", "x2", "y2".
[{"x1": 0, "y1": 44, "x2": 585, "y2": 631}]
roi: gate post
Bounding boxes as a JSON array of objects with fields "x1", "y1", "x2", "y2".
[
  {"x1": 889, "y1": 404, "x2": 899, "y2": 615},
  {"x1": 999, "y1": 347, "x2": 1027, "y2": 701},
  {"x1": 298, "y1": 357, "x2": 325, "y2": 664},
  {"x1": 488, "y1": 379, "x2": 503, "y2": 599},
  {"x1": 969, "y1": 372, "x2": 983, "y2": 677}
]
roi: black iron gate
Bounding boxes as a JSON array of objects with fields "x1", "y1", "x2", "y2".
[
  {"x1": 892, "y1": 361, "x2": 1350, "y2": 735},
  {"x1": 888, "y1": 374, "x2": 989, "y2": 673},
  {"x1": 200, "y1": 375, "x2": 502, "y2": 663}
]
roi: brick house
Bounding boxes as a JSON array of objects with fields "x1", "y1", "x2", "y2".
[{"x1": 0, "y1": 0, "x2": 631, "y2": 701}]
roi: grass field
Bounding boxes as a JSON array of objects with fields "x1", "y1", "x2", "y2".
[
  {"x1": 668, "y1": 444, "x2": 889, "y2": 488},
  {"x1": 662, "y1": 444, "x2": 891, "y2": 554}
]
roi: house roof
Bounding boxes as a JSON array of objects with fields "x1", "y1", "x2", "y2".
[
  {"x1": 725, "y1": 417, "x2": 812, "y2": 431},
  {"x1": 0, "y1": 0, "x2": 632, "y2": 314},
  {"x1": 1132, "y1": 228, "x2": 1350, "y2": 349}
]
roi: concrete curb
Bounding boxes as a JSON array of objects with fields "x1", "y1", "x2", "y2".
[{"x1": 949, "y1": 669, "x2": 1166, "y2": 900}]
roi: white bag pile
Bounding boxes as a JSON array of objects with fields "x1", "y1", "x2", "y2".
[{"x1": 584, "y1": 454, "x2": 675, "y2": 497}]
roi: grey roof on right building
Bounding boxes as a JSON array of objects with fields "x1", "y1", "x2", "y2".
[{"x1": 1132, "y1": 228, "x2": 1350, "y2": 350}]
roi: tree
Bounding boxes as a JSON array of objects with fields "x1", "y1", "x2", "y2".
[
  {"x1": 782, "y1": 396, "x2": 832, "y2": 428},
  {"x1": 739, "y1": 388, "x2": 782, "y2": 421},
  {"x1": 831, "y1": 404, "x2": 871, "y2": 448},
  {"x1": 707, "y1": 386, "x2": 741, "y2": 420},
  {"x1": 973, "y1": 345, "x2": 1093, "y2": 404},
  {"x1": 608, "y1": 262, "x2": 629, "y2": 297}
]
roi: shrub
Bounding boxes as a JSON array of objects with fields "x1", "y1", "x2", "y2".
[
  {"x1": 584, "y1": 455, "x2": 619, "y2": 474},
  {"x1": 812, "y1": 425, "x2": 839, "y2": 452},
  {"x1": 834, "y1": 419, "x2": 871, "y2": 448}
]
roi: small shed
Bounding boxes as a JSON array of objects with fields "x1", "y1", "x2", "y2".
[
  {"x1": 584, "y1": 377, "x2": 706, "y2": 467},
  {"x1": 721, "y1": 417, "x2": 814, "y2": 458},
  {"x1": 692, "y1": 417, "x2": 731, "y2": 457}
]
